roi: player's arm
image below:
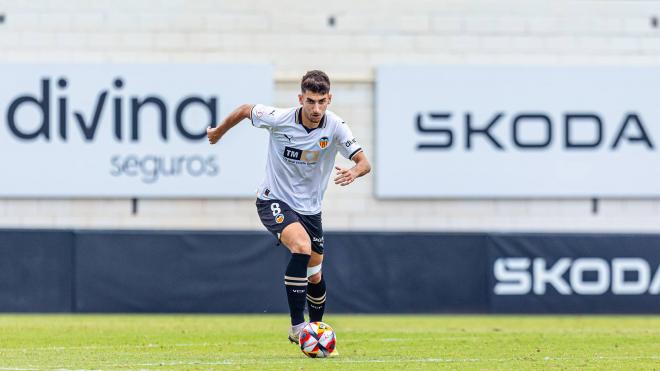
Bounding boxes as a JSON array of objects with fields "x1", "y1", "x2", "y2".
[
  {"x1": 206, "y1": 104, "x2": 254, "y2": 145},
  {"x1": 334, "y1": 151, "x2": 371, "y2": 186}
]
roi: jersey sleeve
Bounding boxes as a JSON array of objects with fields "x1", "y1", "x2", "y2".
[
  {"x1": 334, "y1": 122, "x2": 363, "y2": 160},
  {"x1": 250, "y1": 104, "x2": 286, "y2": 130}
]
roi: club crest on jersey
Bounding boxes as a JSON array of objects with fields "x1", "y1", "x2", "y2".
[
  {"x1": 319, "y1": 136, "x2": 329, "y2": 149},
  {"x1": 275, "y1": 214, "x2": 284, "y2": 223}
]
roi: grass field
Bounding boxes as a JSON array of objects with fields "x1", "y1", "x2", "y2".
[{"x1": 0, "y1": 315, "x2": 658, "y2": 370}]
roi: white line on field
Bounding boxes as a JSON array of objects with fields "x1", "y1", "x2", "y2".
[
  {"x1": 155, "y1": 355, "x2": 659, "y2": 365},
  {"x1": 0, "y1": 343, "x2": 203, "y2": 352},
  {"x1": 0, "y1": 338, "x2": 406, "y2": 353},
  {"x1": 115, "y1": 361, "x2": 233, "y2": 366},
  {"x1": 14, "y1": 355, "x2": 660, "y2": 370},
  {"x1": 44, "y1": 361, "x2": 234, "y2": 371},
  {"x1": 2, "y1": 354, "x2": 659, "y2": 370}
]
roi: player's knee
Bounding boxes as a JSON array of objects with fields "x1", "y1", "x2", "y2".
[
  {"x1": 288, "y1": 239, "x2": 312, "y2": 255},
  {"x1": 308, "y1": 271, "x2": 322, "y2": 284}
]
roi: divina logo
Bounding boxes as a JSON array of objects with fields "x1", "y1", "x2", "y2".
[
  {"x1": 3, "y1": 76, "x2": 222, "y2": 185},
  {"x1": 6, "y1": 77, "x2": 217, "y2": 141}
]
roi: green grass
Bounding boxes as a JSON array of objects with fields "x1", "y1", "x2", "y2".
[{"x1": 0, "y1": 315, "x2": 657, "y2": 370}]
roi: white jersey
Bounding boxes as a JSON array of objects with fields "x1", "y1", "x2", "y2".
[{"x1": 250, "y1": 104, "x2": 362, "y2": 215}]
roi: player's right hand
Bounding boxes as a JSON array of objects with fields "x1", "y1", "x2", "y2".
[{"x1": 207, "y1": 126, "x2": 221, "y2": 144}]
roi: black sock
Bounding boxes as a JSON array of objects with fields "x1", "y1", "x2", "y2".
[
  {"x1": 307, "y1": 275, "x2": 326, "y2": 322},
  {"x1": 284, "y1": 253, "x2": 310, "y2": 325}
]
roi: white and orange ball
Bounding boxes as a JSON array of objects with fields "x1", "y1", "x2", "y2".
[{"x1": 298, "y1": 321, "x2": 336, "y2": 358}]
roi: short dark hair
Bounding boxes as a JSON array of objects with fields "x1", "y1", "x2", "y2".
[{"x1": 301, "y1": 70, "x2": 330, "y2": 94}]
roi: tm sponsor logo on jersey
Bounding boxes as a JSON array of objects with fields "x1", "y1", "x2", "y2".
[
  {"x1": 283, "y1": 146, "x2": 320, "y2": 165},
  {"x1": 493, "y1": 257, "x2": 660, "y2": 295}
]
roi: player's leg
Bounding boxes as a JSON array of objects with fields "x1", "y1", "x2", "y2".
[
  {"x1": 306, "y1": 251, "x2": 326, "y2": 322},
  {"x1": 255, "y1": 199, "x2": 310, "y2": 341},
  {"x1": 297, "y1": 212, "x2": 326, "y2": 322},
  {"x1": 297, "y1": 212, "x2": 337, "y2": 355},
  {"x1": 280, "y1": 221, "x2": 312, "y2": 340},
  {"x1": 305, "y1": 233, "x2": 336, "y2": 355}
]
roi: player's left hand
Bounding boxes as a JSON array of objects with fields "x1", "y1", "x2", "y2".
[{"x1": 334, "y1": 166, "x2": 357, "y2": 186}]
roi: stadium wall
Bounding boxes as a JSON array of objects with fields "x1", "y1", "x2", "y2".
[
  {"x1": 1, "y1": 229, "x2": 658, "y2": 313},
  {"x1": 1, "y1": 1, "x2": 660, "y2": 232}
]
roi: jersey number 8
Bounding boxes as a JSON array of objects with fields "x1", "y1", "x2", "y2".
[{"x1": 270, "y1": 203, "x2": 281, "y2": 216}]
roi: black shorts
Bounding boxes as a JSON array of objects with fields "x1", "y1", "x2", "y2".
[{"x1": 256, "y1": 198, "x2": 324, "y2": 255}]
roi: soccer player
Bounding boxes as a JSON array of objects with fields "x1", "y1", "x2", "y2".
[{"x1": 206, "y1": 70, "x2": 371, "y2": 343}]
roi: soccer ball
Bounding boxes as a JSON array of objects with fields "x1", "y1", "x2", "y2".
[{"x1": 299, "y1": 321, "x2": 336, "y2": 358}]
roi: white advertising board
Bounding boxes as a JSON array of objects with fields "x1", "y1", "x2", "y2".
[
  {"x1": 376, "y1": 66, "x2": 660, "y2": 198},
  {"x1": 0, "y1": 65, "x2": 271, "y2": 197}
]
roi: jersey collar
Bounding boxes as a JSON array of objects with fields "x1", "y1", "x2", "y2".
[{"x1": 296, "y1": 107, "x2": 326, "y2": 133}]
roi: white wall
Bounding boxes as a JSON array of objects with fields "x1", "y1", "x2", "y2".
[{"x1": 1, "y1": 0, "x2": 660, "y2": 232}]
